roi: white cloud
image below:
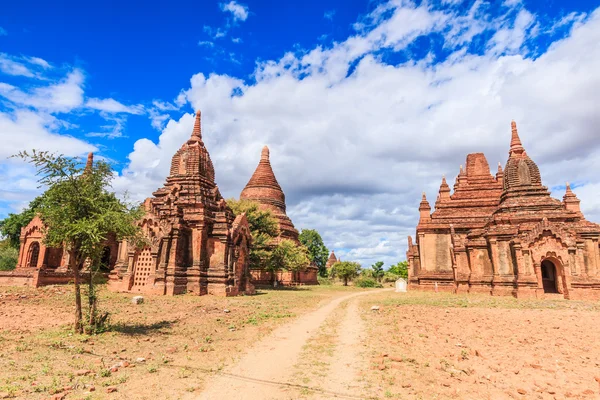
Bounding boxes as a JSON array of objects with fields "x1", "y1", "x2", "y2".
[
  {"x1": 86, "y1": 115, "x2": 128, "y2": 139},
  {"x1": 220, "y1": 1, "x2": 249, "y2": 22},
  {"x1": 86, "y1": 98, "x2": 144, "y2": 114},
  {"x1": 0, "y1": 69, "x2": 85, "y2": 112},
  {"x1": 0, "y1": 53, "x2": 52, "y2": 78},
  {"x1": 0, "y1": 27, "x2": 6, "y2": 36}
]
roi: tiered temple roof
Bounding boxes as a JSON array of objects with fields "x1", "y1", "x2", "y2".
[{"x1": 420, "y1": 152, "x2": 503, "y2": 232}]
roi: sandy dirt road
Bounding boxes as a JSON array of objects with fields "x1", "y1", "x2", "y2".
[{"x1": 194, "y1": 289, "x2": 389, "y2": 400}]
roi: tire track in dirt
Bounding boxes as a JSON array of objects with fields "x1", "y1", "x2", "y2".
[{"x1": 194, "y1": 289, "x2": 389, "y2": 400}]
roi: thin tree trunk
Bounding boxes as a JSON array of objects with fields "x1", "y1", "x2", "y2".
[
  {"x1": 344, "y1": 277, "x2": 348, "y2": 286},
  {"x1": 70, "y1": 249, "x2": 83, "y2": 334},
  {"x1": 88, "y1": 271, "x2": 96, "y2": 329}
]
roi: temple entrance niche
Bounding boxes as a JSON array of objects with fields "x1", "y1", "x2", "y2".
[
  {"x1": 27, "y1": 242, "x2": 40, "y2": 268},
  {"x1": 131, "y1": 247, "x2": 155, "y2": 291},
  {"x1": 541, "y1": 259, "x2": 558, "y2": 293}
]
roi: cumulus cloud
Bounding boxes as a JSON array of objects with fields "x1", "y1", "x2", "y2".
[
  {"x1": 0, "y1": 69, "x2": 84, "y2": 112},
  {"x1": 220, "y1": 1, "x2": 249, "y2": 22},
  {"x1": 113, "y1": 1, "x2": 600, "y2": 268},
  {"x1": 0, "y1": 27, "x2": 6, "y2": 36}
]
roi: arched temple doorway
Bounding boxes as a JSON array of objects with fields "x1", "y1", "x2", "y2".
[
  {"x1": 27, "y1": 242, "x2": 41, "y2": 268},
  {"x1": 541, "y1": 259, "x2": 558, "y2": 294}
]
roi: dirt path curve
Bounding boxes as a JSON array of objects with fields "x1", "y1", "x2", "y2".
[{"x1": 195, "y1": 289, "x2": 390, "y2": 400}]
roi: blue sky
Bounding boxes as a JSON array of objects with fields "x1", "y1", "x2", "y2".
[{"x1": 1, "y1": 0, "x2": 600, "y2": 267}]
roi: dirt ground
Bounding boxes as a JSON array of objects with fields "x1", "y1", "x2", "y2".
[
  {"x1": 0, "y1": 284, "x2": 359, "y2": 399},
  {"x1": 359, "y1": 292, "x2": 600, "y2": 400},
  {"x1": 1, "y1": 286, "x2": 600, "y2": 400}
]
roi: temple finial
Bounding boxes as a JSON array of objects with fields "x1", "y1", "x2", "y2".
[
  {"x1": 191, "y1": 110, "x2": 202, "y2": 139},
  {"x1": 261, "y1": 145, "x2": 270, "y2": 161},
  {"x1": 497, "y1": 162, "x2": 503, "y2": 172},
  {"x1": 509, "y1": 120, "x2": 524, "y2": 155},
  {"x1": 566, "y1": 182, "x2": 572, "y2": 194},
  {"x1": 422, "y1": 191, "x2": 427, "y2": 200}
]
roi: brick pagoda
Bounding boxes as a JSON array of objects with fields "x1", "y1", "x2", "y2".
[
  {"x1": 108, "y1": 111, "x2": 254, "y2": 296},
  {"x1": 240, "y1": 146, "x2": 318, "y2": 285},
  {"x1": 407, "y1": 121, "x2": 600, "y2": 299}
]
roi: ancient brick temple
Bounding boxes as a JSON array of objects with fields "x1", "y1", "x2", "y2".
[
  {"x1": 407, "y1": 121, "x2": 600, "y2": 300},
  {"x1": 240, "y1": 146, "x2": 318, "y2": 285},
  {"x1": 108, "y1": 111, "x2": 254, "y2": 296}
]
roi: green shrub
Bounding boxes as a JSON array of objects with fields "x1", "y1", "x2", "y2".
[
  {"x1": 317, "y1": 276, "x2": 333, "y2": 285},
  {"x1": 383, "y1": 272, "x2": 401, "y2": 283},
  {"x1": 0, "y1": 244, "x2": 18, "y2": 271},
  {"x1": 355, "y1": 277, "x2": 382, "y2": 288}
]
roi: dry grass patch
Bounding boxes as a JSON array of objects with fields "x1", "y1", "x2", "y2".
[{"x1": 0, "y1": 284, "x2": 357, "y2": 399}]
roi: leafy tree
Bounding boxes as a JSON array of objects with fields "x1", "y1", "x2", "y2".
[
  {"x1": 227, "y1": 199, "x2": 278, "y2": 269},
  {"x1": 0, "y1": 197, "x2": 43, "y2": 249},
  {"x1": 330, "y1": 261, "x2": 361, "y2": 286},
  {"x1": 371, "y1": 261, "x2": 385, "y2": 282},
  {"x1": 298, "y1": 229, "x2": 329, "y2": 277},
  {"x1": 0, "y1": 240, "x2": 18, "y2": 271},
  {"x1": 17, "y1": 150, "x2": 143, "y2": 334},
  {"x1": 267, "y1": 239, "x2": 311, "y2": 286},
  {"x1": 227, "y1": 199, "x2": 311, "y2": 286},
  {"x1": 388, "y1": 260, "x2": 409, "y2": 280}
]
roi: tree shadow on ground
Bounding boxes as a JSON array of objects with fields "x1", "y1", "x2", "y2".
[{"x1": 110, "y1": 320, "x2": 175, "y2": 336}]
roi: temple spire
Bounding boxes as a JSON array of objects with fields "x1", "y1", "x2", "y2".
[
  {"x1": 190, "y1": 110, "x2": 202, "y2": 142},
  {"x1": 419, "y1": 192, "x2": 431, "y2": 222},
  {"x1": 563, "y1": 182, "x2": 581, "y2": 214},
  {"x1": 261, "y1": 145, "x2": 270, "y2": 161},
  {"x1": 439, "y1": 175, "x2": 451, "y2": 201},
  {"x1": 509, "y1": 120, "x2": 525, "y2": 156},
  {"x1": 565, "y1": 182, "x2": 573, "y2": 196},
  {"x1": 84, "y1": 152, "x2": 93, "y2": 174}
]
